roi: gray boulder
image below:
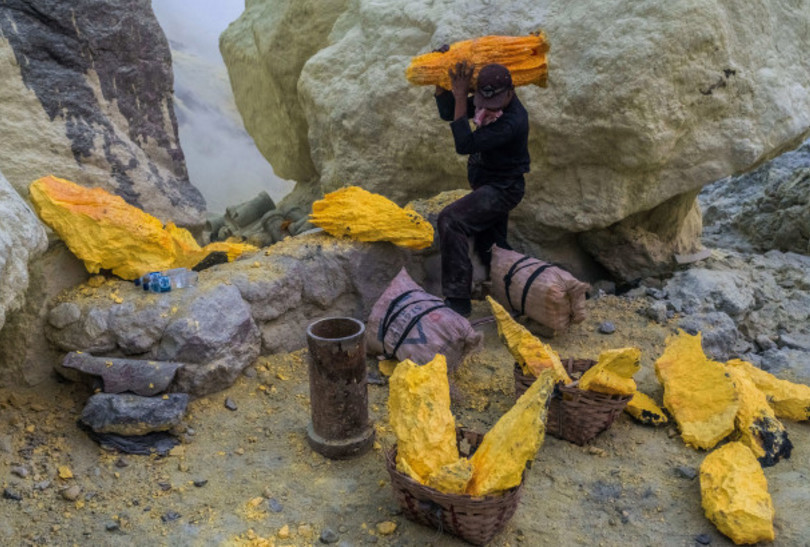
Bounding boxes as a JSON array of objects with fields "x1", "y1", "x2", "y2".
[
  {"x1": 80, "y1": 393, "x2": 188, "y2": 436},
  {"x1": 0, "y1": 0, "x2": 205, "y2": 228}
]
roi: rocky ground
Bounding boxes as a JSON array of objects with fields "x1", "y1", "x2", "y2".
[{"x1": 2, "y1": 277, "x2": 809, "y2": 546}]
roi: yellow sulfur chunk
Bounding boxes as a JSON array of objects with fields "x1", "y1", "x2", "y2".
[
  {"x1": 388, "y1": 355, "x2": 458, "y2": 483},
  {"x1": 425, "y1": 458, "x2": 473, "y2": 495},
  {"x1": 700, "y1": 442, "x2": 775, "y2": 545},
  {"x1": 726, "y1": 366, "x2": 792, "y2": 467},
  {"x1": 309, "y1": 187, "x2": 433, "y2": 250},
  {"x1": 625, "y1": 392, "x2": 668, "y2": 426},
  {"x1": 466, "y1": 369, "x2": 555, "y2": 496},
  {"x1": 726, "y1": 358, "x2": 810, "y2": 421},
  {"x1": 406, "y1": 33, "x2": 550, "y2": 90},
  {"x1": 579, "y1": 347, "x2": 641, "y2": 396},
  {"x1": 29, "y1": 176, "x2": 255, "y2": 280},
  {"x1": 655, "y1": 330, "x2": 738, "y2": 450},
  {"x1": 487, "y1": 296, "x2": 571, "y2": 384}
]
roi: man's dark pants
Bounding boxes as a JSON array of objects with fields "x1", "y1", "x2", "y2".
[{"x1": 438, "y1": 177, "x2": 525, "y2": 300}]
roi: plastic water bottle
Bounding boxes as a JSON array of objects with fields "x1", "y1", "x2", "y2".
[{"x1": 134, "y1": 268, "x2": 198, "y2": 292}]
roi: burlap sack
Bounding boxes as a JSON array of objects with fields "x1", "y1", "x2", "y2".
[
  {"x1": 490, "y1": 246, "x2": 590, "y2": 333},
  {"x1": 367, "y1": 268, "x2": 482, "y2": 372}
]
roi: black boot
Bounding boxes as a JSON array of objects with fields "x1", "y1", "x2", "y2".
[{"x1": 445, "y1": 297, "x2": 471, "y2": 318}]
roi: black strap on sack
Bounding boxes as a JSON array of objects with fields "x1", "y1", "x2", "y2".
[
  {"x1": 519, "y1": 263, "x2": 555, "y2": 316},
  {"x1": 379, "y1": 289, "x2": 446, "y2": 359},
  {"x1": 385, "y1": 303, "x2": 447, "y2": 359},
  {"x1": 503, "y1": 256, "x2": 540, "y2": 311}
]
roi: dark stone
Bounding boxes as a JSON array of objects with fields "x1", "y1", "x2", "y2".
[
  {"x1": 320, "y1": 527, "x2": 340, "y2": 544},
  {"x1": 3, "y1": 488, "x2": 22, "y2": 501},
  {"x1": 224, "y1": 398, "x2": 238, "y2": 411},
  {"x1": 694, "y1": 533, "x2": 712, "y2": 544},
  {"x1": 0, "y1": 0, "x2": 205, "y2": 227},
  {"x1": 158, "y1": 482, "x2": 171, "y2": 491},
  {"x1": 78, "y1": 421, "x2": 179, "y2": 456},
  {"x1": 646, "y1": 287, "x2": 667, "y2": 300},
  {"x1": 598, "y1": 321, "x2": 616, "y2": 335},
  {"x1": 192, "y1": 251, "x2": 229, "y2": 272},
  {"x1": 161, "y1": 511, "x2": 181, "y2": 523},
  {"x1": 80, "y1": 393, "x2": 189, "y2": 435},
  {"x1": 193, "y1": 479, "x2": 208, "y2": 488},
  {"x1": 115, "y1": 457, "x2": 129, "y2": 468},
  {"x1": 675, "y1": 466, "x2": 698, "y2": 480},
  {"x1": 267, "y1": 498, "x2": 283, "y2": 513},
  {"x1": 60, "y1": 352, "x2": 183, "y2": 396},
  {"x1": 105, "y1": 521, "x2": 120, "y2": 532}
]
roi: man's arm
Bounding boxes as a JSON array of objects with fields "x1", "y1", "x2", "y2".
[
  {"x1": 435, "y1": 88, "x2": 474, "y2": 121},
  {"x1": 450, "y1": 115, "x2": 518, "y2": 155}
]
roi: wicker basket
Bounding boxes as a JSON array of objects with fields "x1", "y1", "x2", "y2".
[
  {"x1": 385, "y1": 428, "x2": 523, "y2": 546},
  {"x1": 514, "y1": 358, "x2": 631, "y2": 446}
]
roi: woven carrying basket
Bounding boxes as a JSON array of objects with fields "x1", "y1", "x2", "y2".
[
  {"x1": 385, "y1": 428, "x2": 523, "y2": 546},
  {"x1": 514, "y1": 358, "x2": 631, "y2": 446}
]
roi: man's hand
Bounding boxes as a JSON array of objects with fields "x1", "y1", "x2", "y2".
[{"x1": 448, "y1": 61, "x2": 475, "y2": 99}]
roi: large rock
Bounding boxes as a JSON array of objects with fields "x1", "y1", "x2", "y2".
[
  {"x1": 221, "y1": 0, "x2": 810, "y2": 279},
  {"x1": 0, "y1": 170, "x2": 47, "y2": 334},
  {"x1": 0, "y1": 0, "x2": 205, "y2": 228}
]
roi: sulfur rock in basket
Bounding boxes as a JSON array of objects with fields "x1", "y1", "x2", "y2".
[
  {"x1": 29, "y1": 175, "x2": 256, "y2": 280},
  {"x1": 725, "y1": 365, "x2": 792, "y2": 467},
  {"x1": 700, "y1": 442, "x2": 775, "y2": 544},
  {"x1": 624, "y1": 392, "x2": 668, "y2": 426},
  {"x1": 578, "y1": 347, "x2": 641, "y2": 396},
  {"x1": 309, "y1": 186, "x2": 433, "y2": 250},
  {"x1": 655, "y1": 330, "x2": 739, "y2": 450},
  {"x1": 726, "y1": 358, "x2": 810, "y2": 421},
  {"x1": 388, "y1": 355, "x2": 459, "y2": 483},
  {"x1": 406, "y1": 33, "x2": 549, "y2": 91},
  {"x1": 487, "y1": 296, "x2": 571, "y2": 384},
  {"x1": 467, "y1": 369, "x2": 555, "y2": 496}
]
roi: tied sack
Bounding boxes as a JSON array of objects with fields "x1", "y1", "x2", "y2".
[
  {"x1": 367, "y1": 268, "x2": 482, "y2": 372},
  {"x1": 490, "y1": 246, "x2": 590, "y2": 333}
]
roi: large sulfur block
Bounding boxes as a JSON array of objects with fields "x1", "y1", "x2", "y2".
[
  {"x1": 726, "y1": 358, "x2": 810, "y2": 421},
  {"x1": 624, "y1": 391, "x2": 668, "y2": 426},
  {"x1": 726, "y1": 366, "x2": 792, "y2": 467},
  {"x1": 406, "y1": 33, "x2": 549, "y2": 90},
  {"x1": 29, "y1": 176, "x2": 255, "y2": 280},
  {"x1": 466, "y1": 369, "x2": 555, "y2": 497},
  {"x1": 309, "y1": 186, "x2": 433, "y2": 250},
  {"x1": 700, "y1": 442, "x2": 775, "y2": 544},
  {"x1": 388, "y1": 355, "x2": 458, "y2": 483},
  {"x1": 487, "y1": 296, "x2": 571, "y2": 384},
  {"x1": 655, "y1": 331, "x2": 738, "y2": 450},
  {"x1": 425, "y1": 458, "x2": 473, "y2": 495},
  {"x1": 579, "y1": 347, "x2": 641, "y2": 396}
]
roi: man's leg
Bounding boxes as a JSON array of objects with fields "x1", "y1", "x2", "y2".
[{"x1": 437, "y1": 184, "x2": 522, "y2": 311}]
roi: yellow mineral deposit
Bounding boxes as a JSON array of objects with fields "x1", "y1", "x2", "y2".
[
  {"x1": 29, "y1": 175, "x2": 256, "y2": 280},
  {"x1": 700, "y1": 442, "x2": 775, "y2": 544},
  {"x1": 425, "y1": 458, "x2": 474, "y2": 495},
  {"x1": 654, "y1": 330, "x2": 738, "y2": 450},
  {"x1": 387, "y1": 355, "x2": 458, "y2": 483},
  {"x1": 725, "y1": 366, "x2": 792, "y2": 467},
  {"x1": 578, "y1": 347, "x2": 641, "y2": 396},
  {"x1": 624, "y1": 391, "x2": 668, "y2": 426},
  {"x1": 406, "y1": 33, "x2": 550, "y2": 90},
  {"x1": 726, "y1": 358, "x2": 810, "y2": 421},
  {"x1": 466, "y1": 369, "x2": 555, "y2": 497},
  {"x1": 309, "y1": 186, "x2": 433, "y2": 250},
  {"x1": 487, "y1": 296, "x2": 571, "y2": 384}
]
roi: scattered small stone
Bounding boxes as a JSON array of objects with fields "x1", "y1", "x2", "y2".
[
  {"x1": 598, "y1": 321, "x2": 616, "y2": 335},
  {"x1": 115, "y1": 457, "x2": 129, "y2": 468},
  {"x1": 243, "y1": 367, "x2": 258, "y2": 379},
  {"x1": 185, "y1": 427, "x2": 196, "y2": 436},
  {"x1": 675, "y1": 466, "x2": 698, "y2": 480},
  {"x1": 0, "y1": 435, "x2": 12, "y2": 453},
  {"x1": 11, "y1": 466, "x2": 29, "y2": 478},
  {"x1": 105, "y1": 521, "x2": 120, "y2": 532},
  {"x1": 3, "y1": 488, "x2": 22, "y2": 501},
  {"x1": 34, "y1": 480, "x2": 51, "y2": 491},
  {"x1": 224, "y1": 398, "x2": 238, "y2": 411},
  {"x1": 376, "y1": 521, "x2": 397, "y2": 535},
  {"x1": 646, "y1": 287, "x2": 667, "y2": 300},
  {"x1": 587, "y1": 446, "x2": 606, "y2": 457},
  {"x1": 161, "y1": 511, "x2": 181, "y2": 523},
  {"x1": 178, "y1": 461, "x2": 189, "y2": 472},
  {"x1": 367, "y1": 370, "x2": 385, "y2": 385},
  {"x1": 695, "y1": 532, "x2": 712, "y2": 544},
  {"x1": 620, "y1": 510, "x2": 630, "y2": 524},
  {"x1": 267, "y1": 498, "x2": 283, "y2": 513},
  {"x1": 608, "y1": 518, "x2": 617, "y2": 526},
  {"x1": 338, "y1": 525, "x2": 348, "y2": 534},
  {"x1": 320, "y1": 526, "x2": 340, "y2": 544},
  {"x1": 61, "y1": 485, "x2": 81, "y2": 501},
  {"x1": 193, "y1": 479, "x2": 208, "y2": 488},
  {"x1": 158, "y1": 482, "x2": 171, "y2": 491},
  {"x1": 234, "y1": 447, "x2": 245, "y2": 456}
]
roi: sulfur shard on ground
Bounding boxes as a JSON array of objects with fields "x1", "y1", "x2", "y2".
[
  {"x1": 466, "y1": 369, "x2": 555, "y2": 496},
  {"x1": 726, "y1": 358, "x2": 810, "y2": 421},
  {"x1": 309, "y1": 186, "x2": 434, "y2": 250},
  {"x1": 624, "y1": 391, "x2": 668, "y2": 426},
  {"x1": 655, "y1": 330, "x2": 738, "y2": 450},
  {"x1": 578, "y1": 347, "x2": 641, "y2": 396},
  {"x1": 726, "y1": 365, "x2": 792, "y2": 467},
  {"x1": 487, "y1": 296, "x2": 572, "y2": 384},
  {"x1": 700, "y1": 442, "x2": 775, "y2": 545}
]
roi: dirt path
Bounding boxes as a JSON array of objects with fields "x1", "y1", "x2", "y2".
[{"x1": 1, "y1": 295, "x2": 808, "y2": 546}]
